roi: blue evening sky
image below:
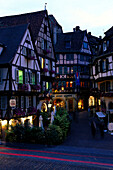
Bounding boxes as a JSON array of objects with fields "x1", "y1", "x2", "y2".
[{"x1": 0, "y1": 0, "x2": 113, "y2": 37}]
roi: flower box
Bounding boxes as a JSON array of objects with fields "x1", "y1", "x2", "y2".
[
  {"x1": 27, "y1": 107, "x2": 37, "y2": 115},
  {"x1": 31, "y1": 84, "x2": 41, "y2": 90},
  {"x1": 13, "y1": 108, "x2": 25, "y2": 116},
  {"x1": 50, "y1": 70, "x2": 55, "y2": 74},
  {"x1": 42, "y1": 68, "x2": 49, "y2": 72},
  {"x1": 18, "y1": 84, "x2": 28, "y2": 91}
]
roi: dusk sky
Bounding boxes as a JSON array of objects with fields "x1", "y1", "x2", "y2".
[{"x1": 0, "y1": 0, "x2": 113, "y2": 37}]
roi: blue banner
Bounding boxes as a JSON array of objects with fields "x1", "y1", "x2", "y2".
[{"x1": 75, "y1": 72, "x2": 80, "y2": 86}]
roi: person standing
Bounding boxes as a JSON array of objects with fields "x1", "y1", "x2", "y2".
[{"x1": 100, "y1": 120, "x2": 104, "y2": 139}]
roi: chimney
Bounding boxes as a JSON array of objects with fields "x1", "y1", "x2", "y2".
[
  {"x1": 76, "y1": 26, "x2": 80, "y2": 31},
  {"x1": 88, "y1": 32, "x2": 91, "y2": 36},
  {"x1": 73, "y1": 28, "x2": 76, "y2": 32}
]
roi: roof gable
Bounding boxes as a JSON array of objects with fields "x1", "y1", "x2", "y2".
[
  {"x1": 55, "y1": 31, "x2": 85, "y2": 53},
  {"x1": 0, "y1": 10, "x2": 47, "y2": 42},
  {"x1": 0, "y1": 24, "x2": 28, "y2": 64}
]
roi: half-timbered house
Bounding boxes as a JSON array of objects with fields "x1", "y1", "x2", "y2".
[
  {"x1": 90, "y1": 26, "x2": 113, "y2": 115},
  {"x1": 0, "y1": 24, "x2": 41, "y2": 130},
  {"x1": 53, "y1": 26, "x2": 92, "y2": 112},
  {"x1": 0, "y1": 10, "x2": 56, "y2": 112}
]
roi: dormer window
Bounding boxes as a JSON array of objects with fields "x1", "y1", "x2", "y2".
[
  {"x1": 83, "y1": 42, "x2": 88, "y2": 49},
  {"x1": 0, "y1": 46, "x2": 3, "y2": 55},
  {"x1": 65, "y1": 41, "x2": 71, "y2": 48}
]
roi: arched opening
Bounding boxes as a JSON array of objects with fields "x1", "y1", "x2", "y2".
[
  {"x1": 78, "y1": 99, "x2": 84, "y2": 110},
  {"x1": 41, "y1": 102, "x2": 48, "y2": 112},
  {"x1": 89, "y1": 96, "x2": 95, "y2": 107}
]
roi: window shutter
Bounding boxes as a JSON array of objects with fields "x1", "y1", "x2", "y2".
[
  {"x1": 100, "y1": 60, "x2": 102, "y2": 72},
  {"x1": 58, "y1": 81, "x2": 61, "y2": 89},
  {"x1": 21, "y1": 96, "x2": 24, "y2": 109},
  {"x1": 26, "y1": 96, "x2": 29, "y2": 108},
  {"x1": 1, "y1": 96, "x2": 7, "y2": 109},
  {"x1": 30, "y1": 72, "x2": 32, "y2": 84},
  {"x1": 59, "y1": 66, "x2": 62, "y2": 74},
  {"x1": 37, "y1": 73, "x2": 39, "y2": 84},
  {"x1": 63, "y1": 81, "x2": 66, "y2": 88},
  {"x1": 73, "y1": 81, "x2": 75, "y2": 88},
  {"x1": 73, "y1": 66, "x2": 77, "y2": 73},
  {"x1": 25, "y1": 71, "x2": 28, "y2": 84},
  {"x1": 106, "y1": 58, "x2": 109, "y2": 71},
  {"x1": 15, "y1": 69, "x2": 19, "y2": 83},
  {"x1": 64, "y1": 66, "x2": 67, "y2": 74}
]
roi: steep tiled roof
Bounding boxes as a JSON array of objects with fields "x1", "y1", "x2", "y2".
[
  {"x1": 55, "y1": 31, "x2": 86, "y2": 53},
  {"x1": 104, "y1": 26, "x2": 113, "y2": 38},
  {"x1": 0, "y1": 24, "x2": 28, "y2": 64},
  {"x1": 49, "y1": 15, "x2": 62, "y2": 30},
  {"x1": 0, "y1": 10, "x2": 47, "y2": 41},
  {"x1": 87, "y1": 34, "x2": 100, "y2": 56}
]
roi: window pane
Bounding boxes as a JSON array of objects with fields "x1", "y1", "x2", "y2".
[
  {"x1": 19, "y1": 70, "x2": 23, "y2": 84},
  {"x1": 32, "y1": 73, "x2": 35, "y2": 85},
  {"x1": 83, "y1": 42, "x2": 88, "y2": 49}
]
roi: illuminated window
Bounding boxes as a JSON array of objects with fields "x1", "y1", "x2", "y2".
[
  {"x1": 78, "y1": 99, "x2": 84, "y2": 109},
  {"x1": 56, "y1": 67, "x2": 59, "y2": 74},
  {"x1": 70, "y1": 81, "x2": 73, "y2": 87},
  {"x1": 41, "y1": 58, "x2": 45, "y2": 69},
  {"x1": 61, "y1": 86, "x2": 64, "y2": 91},
  {"x1": 98, "y1": 99, "x2": 101, "y2": 106},
  {"x1": 83, "y1": 42, "x2": 88, "y2": 49},
  {"x1": 71, "y1": 67, "x2": 73, "y2": 74},
  {"x1": 66, "y1": 82, "x2": 69, "y2": 88},
  {"x1": 32, "y1": 73, "x2": 35, "y2": 85},
  {"x1": 80, "y1": 81, "x2": 84, "y2": 87},
  {"x1": 46, "y1": 82, "x2": 48, "y2": 90},
  {"x1": 19, "y1": 70, "x2": 23, "y2": 84}
]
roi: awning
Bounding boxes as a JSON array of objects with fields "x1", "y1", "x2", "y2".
[{"x1": 96, "y1": 112, "x2": 106, "y2": 118}]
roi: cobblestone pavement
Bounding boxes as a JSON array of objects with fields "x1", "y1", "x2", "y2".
[
  {"x1": 0, "y1": 155, "x2": 103, "y2": 170},
  {"x1": 0, "y1": 146, "x2": 112, "y2": 170},
  {"x1": 0, "y1": 111, "x2": 113, "y2": 169},
  {"x1": 63, "y1": 111, "x2": 113, "y2": 150}
]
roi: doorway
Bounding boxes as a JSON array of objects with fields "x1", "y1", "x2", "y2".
[{"x1": 68, "y1": 99, "x2": 73, "y2": 112}]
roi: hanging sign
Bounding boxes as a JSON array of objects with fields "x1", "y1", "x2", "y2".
[{"x1": 9, "y1": 99, "x2": 16, "y2": 107}]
